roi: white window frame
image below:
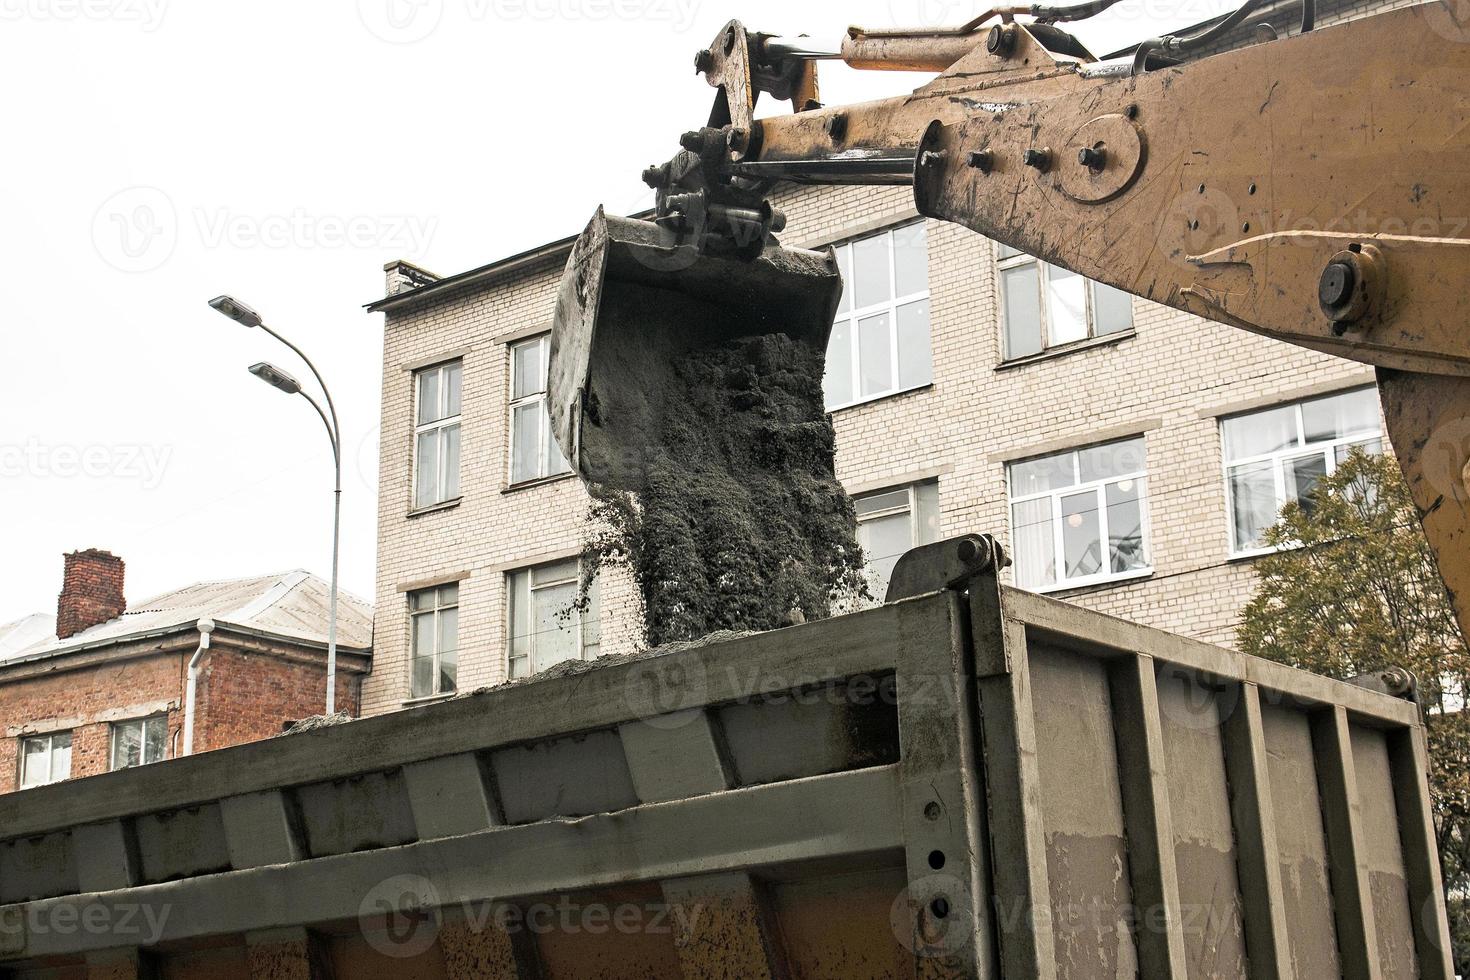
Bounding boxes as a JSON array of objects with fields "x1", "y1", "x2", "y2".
[
  {"x1": 508, "y1": 335, "x2": 571, "y2": 485},
  {"x1": 109, "y1": 716, "x2": 167, "y2": 771},
  {"x1": 1007, "y1": 440, "x2": 1153, "y2": 593},
  {"x1": 409, "y1": 583, "x2": 459, "y2": 700},
  {"x1": 854, "y1": 481, "x2": 940, "y2": 601},
  {"x1": 18, "y1": 731, "x2": 71, "y2": 789},
  {"x1": 996, "y1": 244, "x2": 1133, "y2": 360},
  {"x1": 1222, "y1": 388, "x2": 1383, "y2": 558},
  {"x1": 825, "y1": 222, "x2": 932, "y2": 411},
  {"x1": 506, "y1": 560, "x2": 599, "y2": 680},
  {"x1": 413, "y1": 360, "x2": 462, "y2": 509}
]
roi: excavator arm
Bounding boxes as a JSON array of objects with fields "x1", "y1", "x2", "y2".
[{"x1": 551, "y1": 2, "x2": 1470, "y2": 636}]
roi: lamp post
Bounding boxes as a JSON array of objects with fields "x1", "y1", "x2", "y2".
[{"x1": 210, "y1": 296, "x2": 344, "y2": 716}]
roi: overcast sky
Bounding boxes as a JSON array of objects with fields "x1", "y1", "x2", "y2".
[{"x1": 0, "y1": 0, "x2": 1230, "y2": 621}]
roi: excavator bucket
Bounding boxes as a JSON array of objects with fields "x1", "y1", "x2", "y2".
[{"x1": 548, "y1": 207, "x2": 843, "y2": 489}]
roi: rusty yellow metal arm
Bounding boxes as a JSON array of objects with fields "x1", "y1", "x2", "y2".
[{"x1": 697, "y1": 4, "x2": 1470, "y2": 634}]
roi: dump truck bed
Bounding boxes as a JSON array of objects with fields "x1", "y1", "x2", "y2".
[{"x1": 0, "y1": 549, "x2": 1452, "y2": 978}]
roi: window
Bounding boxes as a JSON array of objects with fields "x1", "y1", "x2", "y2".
[
  {"x1": 507, "y1": 560, "x2": 600, "y2": 679},
  {"x1": 110, "y1": 717, "x2": 166, "y2": 771},
  {"x1": 19, "y1": 731, "x2": 71, "y2": 789},
  {"x1": 409, "y1": 583, "x2": 459, "y2": 699},
  {"x1": 824, "y1": 222, "x2": 932, "y2": 409},
  {"x1": 414, "y1": 361, "x2": 462, "y2": 509},
  {"x1": 997, "y1": 244, "x2": 1134, "y2": 359},
  {"x1": 855, "y1": 482, "x2": 940, "y2": 601},
  {"x1": 509, "y1": 336, "x2": 571, "y2": 485},
  {"x1": 1223, "y1": 387, "x2": 1382, "y2": 554},
  {"x1": 1009, "y1": 436, "x2": 1150, "y2": 591}
]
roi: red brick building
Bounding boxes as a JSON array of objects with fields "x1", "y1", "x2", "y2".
[{"x1": 0, "y1": 550, "x2": 372, "y2": 794}]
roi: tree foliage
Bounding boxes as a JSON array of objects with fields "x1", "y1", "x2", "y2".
[{"x1": 1238, "y1": 449, "x2": 1470, "y2": 971}]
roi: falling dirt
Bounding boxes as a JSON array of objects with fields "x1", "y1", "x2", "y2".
[{"x1": 579, "y1": 332, "x2": 868, "y2": 648}]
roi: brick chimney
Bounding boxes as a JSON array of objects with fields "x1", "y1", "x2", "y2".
[{"x1": 56, "y1": 549, "x2": 126, "y2": 640}]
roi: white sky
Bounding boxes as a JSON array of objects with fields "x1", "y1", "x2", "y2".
[{"x1": 0, "y1": 0, "x2": 1229, "y2": 621}]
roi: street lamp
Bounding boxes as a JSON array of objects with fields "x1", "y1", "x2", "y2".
[{"x1": 211, "y1": 295, "x2": 344, "y2": 716}]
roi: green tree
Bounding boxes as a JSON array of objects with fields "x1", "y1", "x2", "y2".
[{"x1": 1238, "y1": 448, "x2": 1470, "y2": 972}]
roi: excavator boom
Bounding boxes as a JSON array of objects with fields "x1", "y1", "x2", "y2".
[{"x1": 550, "y1": 2, "x2": 1470, "y2": 637}]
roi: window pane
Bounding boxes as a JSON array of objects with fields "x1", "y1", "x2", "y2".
[
  {"x1": 858, "y1": 312, "x2": 893, "y2": 397},
  {"x1": 439, "y1": 582, "x2": 459, "y2": 605},
  {"x1": 856, "y1": 488, "x2": 909, "y2": 517},
  {"x1": 1336, "y1": 438, "x2": 1383, "y2": 465},
  {"x1": 544, "y1": 406, "x2": 570, "y2": 476},
  {"x1": 1011, "y1": 452, "x2": 1074, "y2": 496},
  {"x1": 411, "y1": 610, "x2": 434, "y2": 660},
  {"x1": 508, "y1": 571, "x2": 530, "y2": 660},
  {"x1": 417, "y1": 369, "x2": 441, "y2": 425},
  {"x1": 21, "y1": 738, "x2": 47, "y2": 787},
  {"x1": 445, "y1": 362, "x2": 462, "y2": 417},
  {"x1": 511, "y1": 404, "x2": 541, "y2": 484},
  {"x1": 914, "y1": 481, "x2": 941, "y2": 545},
  {"x1": 1078, "y1": 437, "x2": 1146, "y2": 483},
  {"x1": 411, "y1": 655, "x2": 434, "y2": 699},
  {"x1": 409, "y1": 588, "x2": 429, "y2": 612},
  {"x1": 824, "y1": 320, "x2": 854, "y2": 408},
  {"x1": 144, "y1": 717, "x2": 167, "y2": 765},
  {"x1": 512, "y1": 341, "x2": 543, "y2": 400},
  {"x1": 859, "y1": 510, "x2": 913, "y2": 600},
  {"x1": 442, "y1": 424, "x2": 461, "y2": 500},
  {"x1": 1106, "y1": 479, "x2": 1147, "y2": 573},
  {"x1": 1223, "y1": 405, "x2": 1298, "y2": 460},
  {"x1": 582, "y1": 574, "x2": 602, "y2": 659},
  {"x1": 438, "y1": 608, "x2": 458, "y2": 694},
  {"x1": 893, "y1": 223, "x2": 928, "y2": 297},
  {"x1": 1284, "y1": 453, "x2": 1329, "y2": 518},
  {"x1": 112, "y1": 723, "x2": 141, "y2": 770},
  {"x1": 1303, "y1": 388, "x2": 1377, "y2": 444},
  {"x1": 1002, "y1": 264, "x2": 1043, "y2": 359},
  {"x1": 52, "y1": 733, "x2": 71, "y2": 782},
  {"x1": 1229, "y1": 460, "x2": 1278, "y2": 551},
  {"x1": 1061, "y1": 492, "x2": 1103, "y2": 579},
  {"x1": 1044, "y1": 265, "x2": 1088, "y2": 346},
  {"x1": 852, "y1": 234, "x2": 890, "y2": 309},
  {"x1": 415, "y1": 430, "x2": 440, "y2": 507},
  {"x1": 834, "y1": 245, "x2": 853, "y2": 314},
  {"x1": 996, "y1": 242, "x2": 1023, "y2": 260},
  {"x1": 1092, "y1": 282, "x2": 1134, "y2": 336},
  {"x1": 896, "y1": 299, "x2": 932, "y2": 390},
  {"x1": 533, "y1": 580, "x2": 578, "y2": 672},
  {"x1": 1011, "y1": 497, "x2": 1055, "y2": 589},
  {"x1": 532, "y1": 559, "x2": 578, "y2": 587}
]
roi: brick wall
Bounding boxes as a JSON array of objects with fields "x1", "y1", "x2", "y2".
[
  {"x1": 193, "y1": 646, "x2": 361, "y2": 752},
  {"x1": 0, "y1": 650, "x2": 183, "y2": 794},
  {"x1": 363, "y1": 0, "x2": 1395, "y2": 714},
  {"x1": 1, "y1": 638, "x2": 364, "y2": 794}
]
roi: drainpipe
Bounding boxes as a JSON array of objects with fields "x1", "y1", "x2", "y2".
[{"x1": 182, "y1": 617, "x2": 215, "y2": 756}]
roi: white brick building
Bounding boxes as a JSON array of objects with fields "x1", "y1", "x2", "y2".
[{"x1": 360, "y1": 4, "x2": 1389, "y2": 718}]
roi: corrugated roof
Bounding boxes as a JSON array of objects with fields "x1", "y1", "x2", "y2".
[{"x1": 0, "y1": 571, "x2": 372, "y2": 667}]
